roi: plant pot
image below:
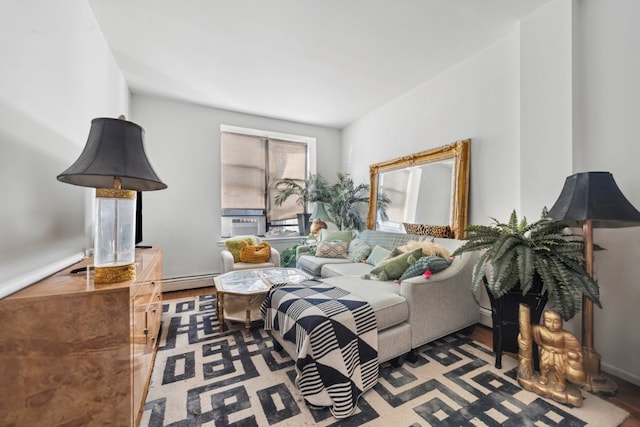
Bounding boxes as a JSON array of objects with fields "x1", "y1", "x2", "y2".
[
  {"x1": 297, "y1": 213, "x2": 311, "y2": 236},
  {"x1": 485, "y1": 276, "x2": 548, "y2": 370}
]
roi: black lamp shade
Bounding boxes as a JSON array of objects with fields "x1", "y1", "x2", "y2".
[
  {"x1": 57, "y1": 117, "x2": 167, "y2": 191},
  {"x1": 547, "y1": 171, "x2": 640, "y2": 228}
]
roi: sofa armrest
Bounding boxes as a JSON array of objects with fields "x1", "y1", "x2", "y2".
[
  {"x1": 399, "y1": 251, "x2": 481, "y2": 349},
  {"x1": 296, "y1": 245, "x2": 313, "y2": 259},
  {"x1": 220, "y1": 249, "x2": 235, "y2": 273},
  {"x1": 270, "y1": 247, "x2": 281, "y2": 267}
]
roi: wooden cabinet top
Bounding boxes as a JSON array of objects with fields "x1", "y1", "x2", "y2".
[{"x1": 3, "y1": 247, "x2": 162, "y2": 301}]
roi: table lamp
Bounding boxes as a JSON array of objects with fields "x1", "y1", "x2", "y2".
[
  {"x1": 310, "y1": 201, "x2": 332, "y2": 223},
  {"x1": 547, "y1": 171, "x2": 640, "y2": 394},
  {"x1": 57, "y1": 116, "x2": 166, "y2": 284}
]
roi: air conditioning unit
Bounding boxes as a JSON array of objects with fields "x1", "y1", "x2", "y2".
[{"x1": 221, "y1": 209, "x2": 266, "y2": 237}]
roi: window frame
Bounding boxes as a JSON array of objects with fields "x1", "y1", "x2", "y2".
[{"x1": 220, "y1": 125, "x2": 316, "y2": 231}]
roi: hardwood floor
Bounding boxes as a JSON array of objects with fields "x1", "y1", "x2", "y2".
[{"x1": 163, "y1": 287, "x2": 640, "y2": 426}]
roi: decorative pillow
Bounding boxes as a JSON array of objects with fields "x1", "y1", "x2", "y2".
[
  {"x1": 396, "y1": 240, "x2": 452, "y2": 260},
  {"x1": 348, "y1": 238, "x2": 371, "y2": 262},
  {"x1": 365, "y1": 248, "x2": 423, "y2": 281},
  {"x1": 320, "y1": 229, "x2": 354, "y2": 243},
  {"x1": 403, "y1": 223, "x2": 455, "y2": 239},
  {"x1": 398, "y1": 256, "x2": 452, "y2": 281},
  {"x1": 225, "y1": 236, "x2": 259, "y2": 262},
  {"x1": 365, "y1": 245, "x2": 392, "y2": 265},
  {"x1": 315, "y1": 241, "x2": 349, "y2": 258},
  {"x1": 239, "y1": 241, "x2": 271, "y2": 263}
]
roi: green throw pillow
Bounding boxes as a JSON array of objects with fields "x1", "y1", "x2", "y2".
[
  {"x1": 365, "y1": 245, "x2": 392, "y2": 265},
  {"x1": 225, "y1": 236, "x2": 259, "y2": 262},
  {"x1": 348, "y1": 238, "x2": 371, "y2": 262},
  {"x1": 365, "y1": 248, "x2": 423, "y2": 281},
  {"x1": 398, "y1": 256, "x2": 452, "y2": 281}
]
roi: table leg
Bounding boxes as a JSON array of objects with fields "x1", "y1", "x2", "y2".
[
  {"x1": 245, "y1": 295, "x2": 251, "y2": 337},
  {"x1": 217, "y1": 292, "x2": 225, "y2": 333}
]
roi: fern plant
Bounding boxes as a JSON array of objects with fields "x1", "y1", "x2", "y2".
[{"x1": 452, "y1": 209, "x2": 601, "y2": 320}]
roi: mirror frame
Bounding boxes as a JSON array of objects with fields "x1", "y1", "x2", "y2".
[{"x1": 367, "y1": 139, "x2": 470, "y2": 238}]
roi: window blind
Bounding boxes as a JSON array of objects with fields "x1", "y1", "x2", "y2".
[
  {"x1": 221, "y1": 131, "x2": 307, "y2": 222},
  {"x1": 221, "y1": 132, "x2": 266, "y2": 210},
  {"x1": 267, "y1": 138, "x2": 307, "y2": 221}
]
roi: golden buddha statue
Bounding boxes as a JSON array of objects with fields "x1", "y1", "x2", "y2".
[{"x1": 517, "y1": 304, "x2": 586, "y2": 407}]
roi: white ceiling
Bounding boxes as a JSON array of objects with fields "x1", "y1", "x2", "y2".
[{"x1": 88, "y1": 0, "x2": 551, "y2": 129}]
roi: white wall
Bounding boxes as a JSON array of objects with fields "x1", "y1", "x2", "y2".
[
  {"x1": 519, "y1": 0, "x2": 574, "y2": 221},
  {"x1": 342, "y1": 0, "x2": 640, "y2": 386},
  {"x1": 131, "y1": 94, "x2": 341, "y2": 279},
  {"x1": 571, "y1": 0, "x2": 640, "y2": 385},
  {"x1": 342, "y1": 32, "x2": 521, "y2": 228},
  {"x1": 0, "y1": 0, "x2": 129, "y2": 297}
]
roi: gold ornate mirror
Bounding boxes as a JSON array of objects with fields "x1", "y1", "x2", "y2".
[{"x1": 367, "y1": 139, "x2": 470, "y2": 238}]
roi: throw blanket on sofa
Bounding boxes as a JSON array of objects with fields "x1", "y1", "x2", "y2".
[{"x1": 260, "y1": 281, "x2": 378, "y2": 418}]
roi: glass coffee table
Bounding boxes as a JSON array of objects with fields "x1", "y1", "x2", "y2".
[{"x1": 214, "y1": 267, "x2": 312, "y2": 336}]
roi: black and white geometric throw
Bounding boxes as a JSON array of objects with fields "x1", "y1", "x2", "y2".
[
  {"x1": 141, "y1": 296, "x2": 629, "y2": 426},
  {"x1": 260, "y1": 281, "x2": 378, "y2": 418}
]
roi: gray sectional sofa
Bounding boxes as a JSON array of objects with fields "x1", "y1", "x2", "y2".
[{"x1": 281, "y1": 229, "x2": 481, "y2": 365}]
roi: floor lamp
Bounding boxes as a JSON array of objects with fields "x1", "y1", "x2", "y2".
[{"x1": 547, "y1": 171, "x2": 640, "y2": 394}]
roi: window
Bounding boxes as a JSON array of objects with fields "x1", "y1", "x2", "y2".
[{"x1": 221, "y1": 126, "x2": 315, "y2": 232}]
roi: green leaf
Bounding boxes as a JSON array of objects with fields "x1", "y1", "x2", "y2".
[
  {"x1": 470, "y1": 251, "x2": 491, "y2": 296},
  {"x1": 515, "y1": 245, "x2": 534, "y2": 293}
]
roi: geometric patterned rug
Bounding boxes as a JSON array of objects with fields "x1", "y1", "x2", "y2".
[{"x1": 140, "y1": 295, "x2": 629, "y2": 426}]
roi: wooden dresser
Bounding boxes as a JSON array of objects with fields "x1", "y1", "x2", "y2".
[{"x1": 0, "y1": 247, "x2": 162, "y2": 426}]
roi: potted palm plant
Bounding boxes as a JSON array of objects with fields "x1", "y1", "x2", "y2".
[
  {"x1": 276, "y1": 173, "x2": 389, "y2": 232},
  {"x1": 452, "y1": 209, "x2": 601, "y2": 368},
  {"x1": 274, "y1": 174, "x2": 329, "y2": 235},
  {"x1": 315, "y1": 173, "x2": 388, "y2": 231}
]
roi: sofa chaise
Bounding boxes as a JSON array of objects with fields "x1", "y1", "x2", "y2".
[{"x1": 271, "y1": 229, "x2": 480, "y2": 365}]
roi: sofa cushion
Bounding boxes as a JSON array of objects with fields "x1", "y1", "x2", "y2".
[
  {"x1": 395, "y1": 240, "x2": 452, "y2": 260},
  {"x1": 231, "y1": 260, "x2": 277, "y2": 271},
  {"x1": 297, "y1": 255, "x2": 352, "y2": 277},
  {"x1": 357, "y1": 229, "x2": 429, "y2": 251},
  {"x1": 315, "y1": 241, "x2": 349, "y2": 258},
  {"x1": 431, "y1": 237, "x2": 465, "y2": 253},
  {"x1": 320, "y1": 229, "x2": 354, "y2": 243},
  {"x1": 348, "y1": 238, "x2": 372, "y2": 262},
  {"x1": 366, "y1": 248, "x2": 423, "y2": 281},
  {"x1": 398, "y1": 256, "x2": 452, "y2": 281},
  {"x1": 321, "y1": 262, "x2": 373, "y2": 278},
  {"x1": 403, "y1": 223, "x2": 456, "y2": 239},
  {"x1": 321, "y1": 276, "x2": 408, "y2": 331},
  {"x1": 365, "y1": 245, "x2": 392, "y2": 265}
]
